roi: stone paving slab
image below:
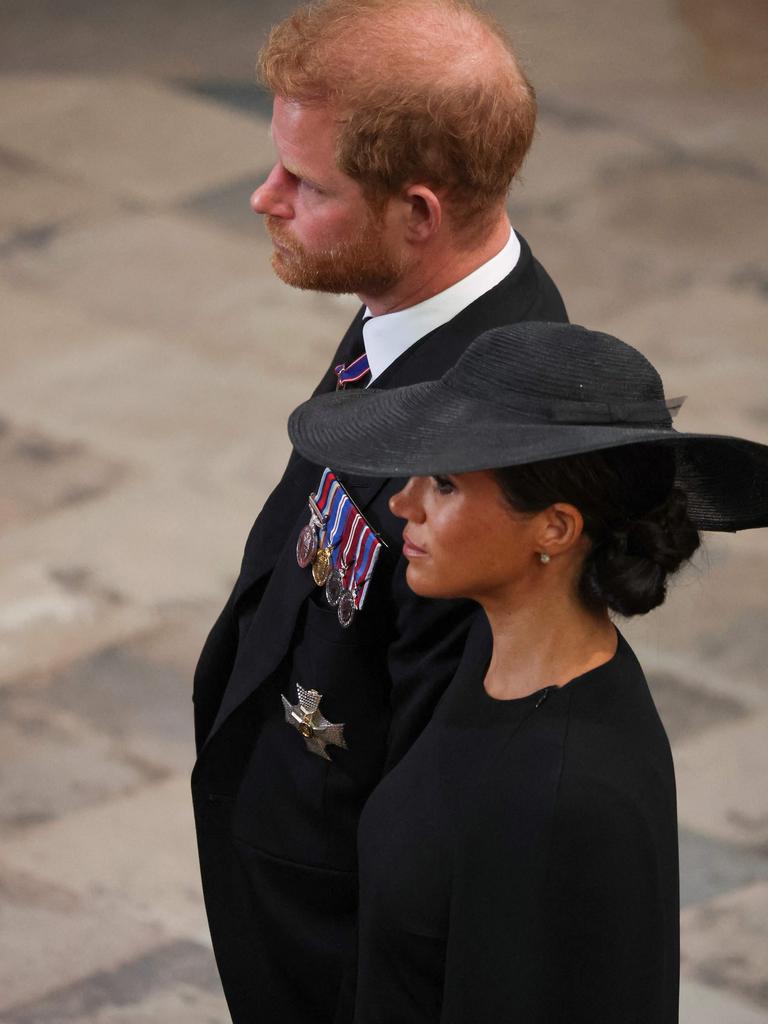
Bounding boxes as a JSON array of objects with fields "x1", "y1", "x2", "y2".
[
  {"x1": 681, "y1": 882, "x2": 768, "y2": 1009},
  {"x1": 0, "y1": 76, "x2": 272, "y2": 206},
  {"x1": 680, "y1": 977, "x2": 768, "y2": 1024},
  {"x1": 623, "y1": 541, "x2": 768, "y2": 709},
  {"x1": 0, "y1": 940, "x2": 226, "y2": 1024},
  {"x1": 0, "y1": 317, "x2": 340, "y2": 476},
  {"x1": 494, "y1": 0, "x2": 698, "y2": 94},
  {"x1": 1, "y1": 0, "x2": 766, "y2": 1016},
  {"x1": 0, "y1": 863, "x2": 169, "y2": 1014},
  {"x1": 679, "y1": 828, "x2": 768, "y2": 907},
  {"x1": 513, "y1": 111, "x2": 658, "y2": 209},
  {"x1": 0, "y1": 477, "x2": 253, "y2": 613},
  {"x1": 599, "y1": 281, "x2": 768, "y2": 370},
  {"x1": 0, "y1": 0, "x2": 288, "y2": 79},
  {"x1": 1, "y1": 209, "x2": 355, "y2": 365},
  {"x1": 514, "y1": 159, "x2": 768, "y2": 326},
  {"x1": 645, "y1": 670, "x2": 747, "y2": 747},
  {"x1": 2, "y1": 281, "x2": 142, "y2": 369},
  {"x1": 0, "y1": 560, "x2": 152, "y2": 689},
  {"x1": 0, "y1": 634, "x2": 200, "y2": 835},
  {"x1": 567, "y1": 82, "x2": 768, "y2": 169},
  {"x1": 0, "y1": 419, "x2": 124, "y2": 533},
  {"x1": 0, "y1": 776, "x2": 209, "y2": 943},
  {"x1": 0, "y1": 149, "x2": 119, "y2": 245},
  {"x1": 675, "y1": 715, "x2": 768, "y2": 847},
  {"x1": 181, "y1": 174, "x2": 265, "y2": 238}
]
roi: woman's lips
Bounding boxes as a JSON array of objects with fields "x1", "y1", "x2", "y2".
[{"x1": 402, "y1": 532, "x2": 427, "y2": 558}]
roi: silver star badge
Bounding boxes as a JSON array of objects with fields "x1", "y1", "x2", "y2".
[{"x1": 281, "y1": 684, "x2": 347, "y2": 761}]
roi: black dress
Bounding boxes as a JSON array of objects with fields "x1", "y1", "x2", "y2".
[{"x1": 355, "y1": 626, "x2": 679, "y2": 1023}]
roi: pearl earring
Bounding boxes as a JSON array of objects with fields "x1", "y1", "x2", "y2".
[{"x1": 539, "y1": 552, "x2": 550, "y2": 564}]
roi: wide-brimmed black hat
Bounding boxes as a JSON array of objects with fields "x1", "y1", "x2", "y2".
[{"x1": 288, "y1": 322, "x2": 768, "y2": 532}]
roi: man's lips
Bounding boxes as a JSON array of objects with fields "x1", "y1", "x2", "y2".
[{"x1": 402, "y1": 532, "x2": 427, "y2": 557}]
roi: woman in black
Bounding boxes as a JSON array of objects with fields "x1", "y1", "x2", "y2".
[{"x1": 288, "y1": 321, "x2": 768, "y2": 1023}]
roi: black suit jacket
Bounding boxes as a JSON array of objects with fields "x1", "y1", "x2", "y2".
[{"x1": 192, "y1": 234, "x2": 568, "y2": 1023}]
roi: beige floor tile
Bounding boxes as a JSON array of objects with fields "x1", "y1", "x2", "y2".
[
  {"x1": 599, "y1": 283, "x2": 768, "y2": 371},
  {"x1": 0, "y1": 152, "x2": 119, "y2": 241},
  {"x1": 662, "y1": 354, "x2": 768, "y2": 444},
  {"x1": 514, "y1": 165, "x2": 768, "y2": 325},
  {"x1": 573, "y1": 81, "x2": 768, "y2": 169},
  {"x1": 496, "y1": 0, "x2": 699, "y2": 95},
  {"x1": 681, "y1": 977, "x2": 768, "y2": 1023},
  {"x1": 674, "y1": 716, "x2": 768, "y2": 846},
  {"x1": 3, "y1": 210, "x2": 355, "y2": 360},
  {"x1": 0, "y1": 75, "x2": 271, "y2": 205},
  {"x1": 2, "y1": 282, "x2": 140, "y2": 368},
  {"x1": 623, "y1": 538, "x2": 768, "y2": 709},
  {"x1": 517, "y1": 113, "x2": 657, "y2": 208},
  {"x1": 0, "y1": 560, "x2": 153, "y2": 688},
  {"x1": 0, "y1": 319, "x2": 335, "y2": 475},
  {"x1": 1, "y1": 775, "x2": 209, "y2": 942},
  {"x1": 0, "y1": 870, "x2": 168, "y2": 1013},
  {"x1": 0, "y1": 419, "x2": 125, "y2": 534},
  {"x1": 0, "y1": 0, "x2": 287, "y2": 79},
  {"x1": 0, "y1": 76, "x2": 97, "y2": 133},
  {"x1": 71, "y1": 987, "x2": 229, "y2": 1024},
  {"x1": 681, "y1": 883, "x2": 768, "y2": 1010},
  {"x1": 0, "y1": 698, "x2": 168, "y2": 834},
  {"x1": 0, "y1": 472, "x2": 261, "y2": 613}
]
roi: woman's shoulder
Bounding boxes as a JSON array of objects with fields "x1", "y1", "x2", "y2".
[{"x1": 547, "y1": 633, "x2": 676, "y2": 828}]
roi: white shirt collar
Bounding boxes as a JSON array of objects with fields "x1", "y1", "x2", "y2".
[{"x1": 362, "y1": 227, "x2": 521, "y2": 383}]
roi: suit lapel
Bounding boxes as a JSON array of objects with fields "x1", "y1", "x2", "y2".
[{"x1": 204, "y1": 243, "x2": 549, "y2": 744}]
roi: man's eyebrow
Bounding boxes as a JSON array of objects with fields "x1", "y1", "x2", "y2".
[{"x1": 282, "y1": 161, "x2": 327, "y2": 190}]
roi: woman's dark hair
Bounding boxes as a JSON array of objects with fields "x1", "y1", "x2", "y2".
[{"x1": 493, "y1": 443, "x2": 701, "y2": 617}]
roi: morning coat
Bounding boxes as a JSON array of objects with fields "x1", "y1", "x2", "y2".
[{"x1": 192, "y1": 233, "x2": 568, "y2": 1023}]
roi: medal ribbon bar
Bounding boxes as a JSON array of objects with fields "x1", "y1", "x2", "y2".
[{"x1": 302, "y1": 468, "x2": 384, "y2": 617}]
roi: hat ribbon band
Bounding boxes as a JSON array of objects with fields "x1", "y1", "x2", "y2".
[{"x1": 455, "y1": 390, "x2": 686, "y2": 426}]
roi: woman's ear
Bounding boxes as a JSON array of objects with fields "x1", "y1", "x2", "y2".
[
  {"x1": 401, "y1": 184, "x2": 442, "y2": 242},
  {"x1": 535, "y1": 503, "x2": 585, "y2": 561}
]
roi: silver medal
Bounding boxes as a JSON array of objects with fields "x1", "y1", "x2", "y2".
[
  {"x1": 325, "y1": 567, "x2": 345, "y2": 607},
  {"x1": 281, "y1": 684, "x2": 347, "y2": 760},
  {"x1": 337, "y1": 588, "x2": 356, "y2": 628}
]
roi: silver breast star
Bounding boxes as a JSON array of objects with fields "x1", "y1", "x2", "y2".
[{"x1": 281, "y1": 684, "x2": 347, "y2": 761}]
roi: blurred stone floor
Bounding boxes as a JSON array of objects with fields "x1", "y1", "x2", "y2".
[{"x1": 1, "y1": 0, "x2": 767, "y2": 1020}]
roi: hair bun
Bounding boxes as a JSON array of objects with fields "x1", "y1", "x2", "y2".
[{"x1": 582, "y1": 487, "x2": 701, "y2": 616}]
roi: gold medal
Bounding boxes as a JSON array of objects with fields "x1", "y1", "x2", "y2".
[{"x1": 312, "y1": 545, "x2": 332, "y2": 586}]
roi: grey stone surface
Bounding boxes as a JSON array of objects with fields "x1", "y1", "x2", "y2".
[
  {"x1": 680, "y1": 829, "x2": 768, "y2": 908},
  {"x1": 0, "y1": 421, "x2": 125, "y2": 533},
  {"x1": 0, "y1": 940, "x2": 226, "y2": 1024},
  {"x1": 680, "y1": 978, "x2": 768, "y2": 1024},
  {"x1": 182, "y1": 174, "x2": 270, "y2": 237},
  {"x1": 646, "y1": 669, "x2": 748, "y2": 746},
  {"x1": 0, "y1": 0, "x2": 766, "y2": 1016},
  {"x1": 681, "y1": 883, "x2": 768, "y2": 1009}
]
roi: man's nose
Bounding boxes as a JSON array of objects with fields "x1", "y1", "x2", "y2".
[{"x1": 250, "y1": 164, "x2": 293, "y2": 219}]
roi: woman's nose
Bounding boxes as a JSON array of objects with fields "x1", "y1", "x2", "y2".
[
  {"x1": 388, "y1": 477, "x2": 424, "y2": 521},
  {"x1": 250, "y1": 164, "x2": 293, "y2": 219}
]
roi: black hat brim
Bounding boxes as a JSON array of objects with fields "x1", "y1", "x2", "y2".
[{"x1": 288, "y1": 382, "x2": 768, "y2": 532}]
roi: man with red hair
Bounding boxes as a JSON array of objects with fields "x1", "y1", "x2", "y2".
[{"x1": 192, "y1": 1, "x2": 567, "y2": 1020}]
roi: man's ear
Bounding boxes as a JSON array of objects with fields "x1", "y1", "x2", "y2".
[{"x1": 401, "y1": 184, "x2": 443, "y2": 242}]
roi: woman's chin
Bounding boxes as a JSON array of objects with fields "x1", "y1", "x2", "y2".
[{"x1": 405, "y1": 564, "x2": 459, "y2": 601}]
